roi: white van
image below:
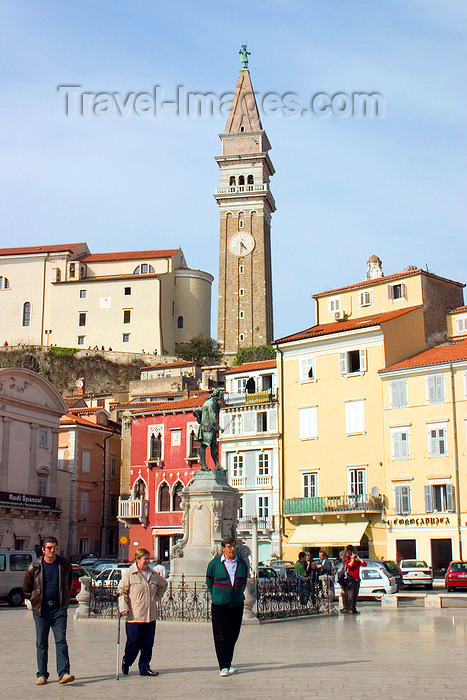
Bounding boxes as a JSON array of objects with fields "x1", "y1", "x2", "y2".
[{"x1": 0, "y1": 550, "x2": 36, "y2": 606}]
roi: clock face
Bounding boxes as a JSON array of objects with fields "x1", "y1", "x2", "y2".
[{"x1": 229, "y1": 232, "x2": 255, "y2": 257}]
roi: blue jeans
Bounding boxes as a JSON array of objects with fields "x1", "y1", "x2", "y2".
[
  {"x1": 123, "y1": 621, "x2": 156, "y2": 674},
  {"x1": 33, "y1": 606, "x2": 70, "y2": 679}
]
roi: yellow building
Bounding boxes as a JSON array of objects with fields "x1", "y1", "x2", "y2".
[
  {"x1": 275, "y1": 257, "x2": 464, "y2": 562},
  {"x1": 379, "y1": 337, "x2": 467, "y2": 576}
]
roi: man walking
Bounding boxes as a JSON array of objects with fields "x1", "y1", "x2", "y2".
[
  {"x1": 206, "y1": 537, "x2": 248, "y2": 677},
  {"x1": 23, "y1": 536, "x2": 75, "y2": 685}
]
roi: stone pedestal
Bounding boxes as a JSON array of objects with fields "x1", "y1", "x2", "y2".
[
  {"x1": 170, "y1": 469, "x2": 240, "y2": 584},
  {"x1": 74, "y1": 576, "x2": 91, "y2": 620}
]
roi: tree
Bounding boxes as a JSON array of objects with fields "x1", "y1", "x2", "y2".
[
  {"x1": 175, "y1": 335, "x2": 223, "y2": 365},
  {"x1": 233, "y1": 345, "x2": 276, "y2": 366}
]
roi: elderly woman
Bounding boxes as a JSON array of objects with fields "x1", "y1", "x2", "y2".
[{"x1": 117, "y1": 548, "x2": 168, "y2": 676}]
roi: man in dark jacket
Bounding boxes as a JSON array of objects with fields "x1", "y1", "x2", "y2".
[
  {"x1": 23, "y1": 536, "x2": 75, "y2": 685},
  {"x1": 206, "y1": 537, "x2": 248, "y2": 677}
]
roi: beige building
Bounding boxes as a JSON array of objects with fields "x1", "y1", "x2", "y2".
[
  {"x1": 275, "y1": 257, "x2": 465, "y2": 563},
  {"x1": 0, "y1": 243, "x2": 213, "y2": 354}
]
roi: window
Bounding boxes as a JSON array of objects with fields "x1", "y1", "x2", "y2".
[
  {"x1": 239, "y1": 265, "x2": 244, "y2": 274},
  {"x1": 123, "y1": 309, "x2": 131, "y2": 324},
  {"x1": 0, "y1": 555, "x2": 5, "y2": 571},
  {"x1": 111, "y1": 456, "x2": 117, "y2": 477},
  {"x1": 171, "y1": 429, "x2": 181, "y2": 446},
  {"x1": 232, "y1": 455, "x2": 244, "y2": 477},
  {"x1": 141, "y1": 264, "x2": 148, "y2": 274},
  {"x1": 238, "y1": 175, "x2": 245, "y2": 185},
  {"x1": 159, "y1": 483, "x2": 170, "y2": 511},
  {"x1": 133, "y1": 264, "x2": 154, "y2": 274},
  {"x1": 349, "y1": 468, "x2": 366, "y2": 496},
  {"x1": 257, "y1": 411, "x2": 268, "y2": 432},
  {"x1": 391, "y1": 428, "x2": 410, "y2": 460},
  {"x1": 238, "y1": 496, "x2": 244, "y2": 519},
  {"x1": 457, "y1": 316, "x2": 467, "y2": 333},
  {"x1": 37, "y1": 475, "x2": 48, "y2": 496},
  {"x1": 299, "y1": 406, "x2": 317, "y2": 440},
  {"x1": 359, "y1": 290, "x2": 373, "y2": 307},
  {"x1": 69, "y1": 263, "x2": 75, "y2": 278},
  {"x1": 78, "y1": 312, "x2": 86, "y2": 326},
  {"x1": 39, "y1": 429, "x2": 48, "y2": 448},
  {"x1": 0, "y1": 277, "x2": 10, "y2": 289},
  {"x1": 428, "y1": 424, "x2": 447, "y2": 457},
  {"x1": 345, "y1": 400, "x2": 365, "y2": 434},
  {"x1": 133, "y1": 479, "x2": 145, "y2": 499},
  {"x1": 239, "y1": 288, "x2": 244, "y2": 297},
  {"x1": 239, "y1": 219, "x2": 244, "y2": 229},
  {"x1": 58, "y1": 448, "x2": 66, "y2": 469},
  {"x1": 426, "y1": 374, "x2": 445, "y2": 404},
  {"x1": 172, "y1": 482, "x2": 183, "y2": 510},
  {"x1": 388, "y1": 283, "x2": 407, "y2": 300},
  {"x1": 229, "y1": 176, "x2": 236, "y2": 186},
  {"x1": 231, "y1": 414, "x2": 243, "y2": 435},
  {"x1": 10, "y1": 553, "x2": 32, "y2": 569},
  {"x1": 239, "y1": 333, "x2": 244, "y2": 341},
  {"x1": 79, "y1": 538, "x2": 90, "y2": 554},
  {"x1": 390, "y1": 379, "x2": 408, "y2": 408},
  {"x1": 22, "y1": 301, "x2": 31, "y2": 326},
  {"x1": 110, "y1": 497, "x2": 118, "y2": 517},
  {"x1": 177, "y1": 315, "x2": 184, "y2": 329},
  {"x1": 122, "y1": 333, "x2": 130, "y2": 343},
  {"x1": 239, "y1": 311, "x2": 244, "y2": 319},
  {"x1": 328, "y1": 296, "x2": 341, "y2": 314},
  {"x1": 80, "y1": 491, "x2": 89, "y2": 515},
  {"x1": 394, "y1": 485, "x2": 411, "y2": 515},
  {"x1": 258, "y1": 496, "x2": 269, "y2": 519},
  {"x1": 425, "y1": 484, "x2": 454, "y2": 513},
  {"x1": 124, "y1": 287, "x2": 131, "y2": 295},
  {"x1": 339, "y1": 349, "x2": 367, "y2": 375},
  {"x1": 258, "y1": 453, "x2": 269, "y2": 475},
  {"x1": 77, "y1": 336, "x2": 85, "y2": 345},
  {"x1": 81, "y1": 449, "x2": 91, "y2": 473},
  {"x1": 299, "y1": 356, "x2": 315, "y2": 382},
  {"x1": 150, "y1": 433, "x2": 161, "y2": 460},
  {"x1": 247, "y1": 174, "x2": 254, "y2": 185},
  {"x1": 302, "y1": 472, "x2": 318, "y2": 498}
]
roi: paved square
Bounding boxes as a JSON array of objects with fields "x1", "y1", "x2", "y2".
[{"x1": 1, "y1": 606, "x2": 466, "y2": 699}]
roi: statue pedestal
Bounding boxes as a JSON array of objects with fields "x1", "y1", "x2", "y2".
[{"x1": 170, "y1": 469, "x2": 240, "y2": 584}]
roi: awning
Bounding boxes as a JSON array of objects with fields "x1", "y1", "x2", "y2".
[{"x1": 288, "y1": 521, "x2": 368, "y2": 547}]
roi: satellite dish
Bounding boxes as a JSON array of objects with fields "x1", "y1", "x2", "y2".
[
  {"x1": 75, "y1": 379, "x2": 84, "y2": 388},
  {"x1": 371, "y1": 486, "x2": 380, "y2": 497}
]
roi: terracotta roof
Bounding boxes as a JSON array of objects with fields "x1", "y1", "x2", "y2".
[
  {"x1": 81, "y1": 249, "x2": 179, "y2": 262},
  {"x1": 59, "y1": 412, "x2": 114, "y2": 432},
  {"x1": 225, "y1": 359, "x2": 276, "y2": 375},
  {"x1": 380, "y1": 338, "x2": 467, "y2": 372},
  {"x1": 0, "y1": 243, "x2": 86, "y2": 256},
  {"x1": 313, "y1": 269, "x2": 464, "y2": 298},
  {"x1": 143, "y1": 360, "x2": 198, "y2": 371},
  {"x1": 53, "y1": 272, "x2": 166, "y2": 284},
  {"x1": 275, "y1": 306, "x2": 421, "y2": 345},
  {"x1": 69, "y1": 407, "x2": 107, "y2": 414},
  {"x1": 448, "y1": 305, "x2": 467, "y2": 314},
  {"x1": 117, "y1": 393, "x2": 209, "y2": 413}
]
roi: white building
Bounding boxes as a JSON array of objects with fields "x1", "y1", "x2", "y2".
[{"x1": 220, "y1": 360, "x2": 281, "y2": 562}]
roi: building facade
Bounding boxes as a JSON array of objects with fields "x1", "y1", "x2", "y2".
[
  {"x1": 0, "y1": 244, "x2": 213, "y2": 354},
  {"x1": 215, "y1": 60, "x2": 275, "y2": 360},
  {"x1": 220, "y1": 360, "x2": 281, "y2": 562}
]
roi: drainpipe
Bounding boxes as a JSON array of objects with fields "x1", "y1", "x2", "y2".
[
  {"x1": 449, "y1": 362, "x2": 463, "y2": 560},
  {"x1": 40, "y1": 253, "x2": 51, "y2": 344},
  {"x1": 274, "y1": 343, "x2": 285, "y2": 558},
  {"x1": 98, "y1": 434, "x2": 111, "y2": 556}
]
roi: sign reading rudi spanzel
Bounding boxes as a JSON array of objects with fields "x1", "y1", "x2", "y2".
[
  {"x1": 389, "y1": 516, "x2": 451, "y2": 527},
  {"x1": 0, "y1": 490, "x2": 57, "y2": 511}
]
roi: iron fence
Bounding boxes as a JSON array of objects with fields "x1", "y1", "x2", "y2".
[{"x1": 256, "y1": 575, "x2": 333, "y2": 620}]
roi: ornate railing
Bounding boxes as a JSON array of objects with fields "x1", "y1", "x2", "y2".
[
  {"x1": 237, "y1": 517, "x2": 274, "y2": 532},
  {"x1": 283, "y1": 494, "x2": 384, "y2": 515},
  {"x1": 118, "y1": 496, "x2": 144, "y2": 519},
  {"x1": 224, "y1": 390, "x2": 276, "y2": 406},
  {"x1": 256, "y1": 575, "x2": 333, "y2": 620}
]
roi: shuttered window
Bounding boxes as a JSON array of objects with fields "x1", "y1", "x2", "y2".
[
  {"x1": 426, "y1": 374, "x2": 445, "y2": 404},
  {"x1": 390, "y1": 379, "x2": 408, "y2": 408},
  {"x1": 299, "y1": 406, "x2": 317, "y2": 440},
  {"x1": 391, "y1": 429, "x2": 410, "y2": 460},
  {"x1": 394, "y1": 485, "x2": 411, "y2": 515},
  {"x1": 345, "y1": 400, "x2": 365, "y2": 434}
]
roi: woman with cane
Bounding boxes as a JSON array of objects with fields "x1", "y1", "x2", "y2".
[{"x1": 117, "y1": 548, "x2": 168, "y2": 677}]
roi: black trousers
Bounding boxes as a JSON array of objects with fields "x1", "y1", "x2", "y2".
[
  {"x1": 211, "y1": 603, "x2": 244, "y2": 670},
  {"x1": 123, "y1": 620, "x2": 156, "y2": 674},
  {"x1": 347, "y1": 578, "x2": 360, "y2": 612}
]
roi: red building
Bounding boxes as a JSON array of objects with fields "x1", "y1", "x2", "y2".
[{"x1": 118, "y1": 394, "x2": 211, "y2": 561}]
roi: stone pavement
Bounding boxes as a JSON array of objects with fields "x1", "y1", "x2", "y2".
[{"x1": 2, "y1": 605, "x2": 466, "y2": 699}]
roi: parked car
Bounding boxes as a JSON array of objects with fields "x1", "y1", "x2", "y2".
[
  {"x1": 334, "y1": 563, "x2": 398, "y2": 600},
  {"x1": 93, "y1": 564, "x2": 131, "y2": 587},
  {"x1": 271, "y1": 564, "x2": 296, "y2": 582},
  {"x1": 0, "y1": 550, "x2": 36, "y2": 606},
  {"x1": 257, "y1": 566, "x2": 279, "y2": 582},
  {"x1": 445, "y1": 561, "x2": 467, "y2": 592},
  {"x1": 399, "y1": 560, "x2": 433, "y2": 589},
  {"x1": 80, "y1": 558, "x2": 117, "y2": 573},
  {"x1": 366, "y1": 559, "x2": 404, "y2": 590},
  {"x1": 71, "y1": 565, "x2": 91, "y2": 597}
]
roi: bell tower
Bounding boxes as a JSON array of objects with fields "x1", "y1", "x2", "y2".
[{"x1": 215, "y1": 48, "x2": 275, "y2": 362}]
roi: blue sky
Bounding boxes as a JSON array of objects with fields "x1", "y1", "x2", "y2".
[{"x1": 1, "y1": 1, "x2": 465, "y2": 340}]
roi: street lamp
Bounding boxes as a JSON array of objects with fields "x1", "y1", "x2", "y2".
[{"x1": 44, "y1": 330, "x2": 52, "y2": 347}]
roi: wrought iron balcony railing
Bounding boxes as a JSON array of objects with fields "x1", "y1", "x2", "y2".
[{"x1": 283, "y1": 494, "x2": 384, "y2": 516}]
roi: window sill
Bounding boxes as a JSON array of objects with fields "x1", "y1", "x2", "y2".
[
  {"x1": 342, "y1": 372, "x2": 366, "y2": 378},
  {"x1": 345, "y1": 431, "x2": 366, "y2": 437}
]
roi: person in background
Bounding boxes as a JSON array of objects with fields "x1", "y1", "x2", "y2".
[
  {"x1": 345, "y1": 544, "x2": 367, "y2": 615},
  {"x1": 152, "y1": 559, "x2": 167, "y2": 579},
  {"x1": 23, "y1": 536, "x2": 75, "y2": 686},
  {"x1": 118, "y1": 548, "x2": 168, "y2": 676},
  {"x1": 316, "y1": 549, "x2": 333, "y2": 576},
  {"x1": 338, "y1": 549, "x2": 350, "y2": 613},
  {"x1": 294, "y1": 552, "x2": 307, "y2": 578}
]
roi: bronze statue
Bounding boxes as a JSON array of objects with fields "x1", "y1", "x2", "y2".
[
  {"x1": 239, "y1": 44, "x2": 251, "y2": 69},
  {"x1": 194, "y1": 389, "x2": 224, "y2": 471}
]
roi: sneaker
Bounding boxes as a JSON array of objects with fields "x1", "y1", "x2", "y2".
[
  {"x1": 59, "y1": 674, "x2": 75, "y2": 684},
  {"x1": 36, "y1": 677, "x2": 47, "y2": 686},
  {"x1": 228, "y1": 667, "x2": 237, "y2": 675},
  {"x1": 220, "y1": 668, "x2": 230, "y2": 677}
]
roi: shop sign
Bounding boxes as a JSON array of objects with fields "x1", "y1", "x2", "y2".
[
  {"x1": 0, "y1": 490, "x2": 57, "y2": 511},
  {"x1": 389, "y1": 516, "x2": 450, "y2": 527}
]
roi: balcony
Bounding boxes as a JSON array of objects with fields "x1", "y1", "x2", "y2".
[
  {"x1": 224, "y1": 390, "x2": 276, "y2": 406},
  {"x1": 237, "y1": 517, "x2": 274, "y2": 533},
  {"x1": 255, "y1": 475, "x2": 272, "y2": 488},
  {"x1": 215, "y1": 183, "x2": 269, "y2": 196},
  {"x1": 230, "y1": 476, "x2": 247, "y2": 488},
  {"x1": 118, "y1": 496, "x2": 148, "y2": 524},
  {"x1": 283, "y1": 494, "x2": 384, "y2": 517}
]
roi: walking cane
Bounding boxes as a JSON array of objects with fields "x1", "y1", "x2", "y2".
[{"x1": 116, "y1": 605, "x2": 121, "y2": 680}]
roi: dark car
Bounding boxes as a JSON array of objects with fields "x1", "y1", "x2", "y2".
[
  {"x1": 445, "y1": 561, "x2": 467, "y2": 591},
  {"x1": 71, "y1": 565, "x2": 90, "y2": 597},
  {"x1": 364, "y1": 560, "x2": 403, "y2": 590},
  {"x1": 79, "y1": 557, "x2": 117, "y2": 573}
]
